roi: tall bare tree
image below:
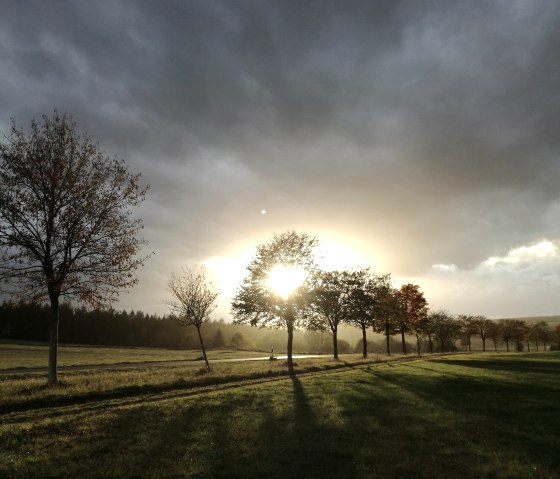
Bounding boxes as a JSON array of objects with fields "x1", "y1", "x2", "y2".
[
  {"x1": 167, "y1": 265, "x2": 218, "y2": 369},
  {"x1": 0, "y1": 113, "x2": 148, "y2": 385},
  {"x1": 231, "y1": 230, "x2": 318, "y2": 371}
]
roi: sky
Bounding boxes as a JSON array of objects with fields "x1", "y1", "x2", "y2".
[{"x1": 1, "y1": 0, "x2": 560, "y2": 319}]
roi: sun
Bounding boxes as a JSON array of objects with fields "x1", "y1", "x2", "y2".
[{"x1": 266, "y1": 264, "x2": 308, "y2": 299}]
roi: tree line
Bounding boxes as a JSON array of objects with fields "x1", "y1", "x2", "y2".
[{"x1": 228, "y1": 231, "x2": 559, "y2": 369}]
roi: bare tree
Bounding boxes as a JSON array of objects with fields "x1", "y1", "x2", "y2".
[
  {"x1": 167, "y1": 264, "x2": 218, "y2": 369},
  {"x1": 0, "y1": 113, "x2": 148, "y2": 385}
]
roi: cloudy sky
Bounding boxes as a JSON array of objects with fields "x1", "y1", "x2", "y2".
[{"x1": 1, "y1": 0, "x2": 560, "y2": 319}]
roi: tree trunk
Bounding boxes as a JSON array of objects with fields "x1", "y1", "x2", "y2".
[
  {"x1": 195, "y1": 324, "x2": 210, "y2": 369},
  {"x1": 287, "y1": 319, "x2": 294, "y2": 372},
  {"x1": 428, "y1": 335, "x2": 433, "y2": 353},
  {"x1": 385, "y1": 321, "x2": 391, "y2": 356},
  {"x1": 332, "y1": 324, "x2": 339, "y2": 360},
  {"x1": 48, "y1": 293, "x2": 60, "y2": 386},
  {"x1": 416, "y1": 334, "x2": 421, "y2": 356},
  {"x1": 505, "y1": 339, "x2": 509, "y2": 352},
  {"x1": 467, "y1": 334, "x2": 471, "y2": 352},
  {"x1": 535, "y1": 340, "x2": 539, "y2": 352},
  {"x1": 482, "y1": 337, "x2": 486, "y2": 352},
  {"x1": 362, "y1": 324, "x2": 368, "y2": 358},
  {"x1": 493, "y1": 339, "x2": 498, "y2": 352},
  {"x1": 401, "y1": 328, "x2": 407, "y2": 355},
  {"x1": 526, "y1": 340, "x2": 530, "y2": 352}
]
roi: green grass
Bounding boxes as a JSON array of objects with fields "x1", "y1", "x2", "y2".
[
  {"x1": 1, "y1": 352, "x2": 559, "y2": 478},
  {"x1": 0, "y1": 343, "x2": 268, "y2": 369}
]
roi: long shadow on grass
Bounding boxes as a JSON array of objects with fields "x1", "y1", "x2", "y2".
[
  {"x1": 14, "y1": 373, "x2": 358, "y2": 479},
  {"x1": 363, "y1": 362, "x2": 560, "y2": 475},
  {"x1": 429, "y1": 355, "x2": 560, "y2": 375},
  {"x1": 240, "y1": 374, "x2": 358, "y2": 479}
]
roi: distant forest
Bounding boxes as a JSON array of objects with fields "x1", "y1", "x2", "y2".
[
  {"x1": 3, "y1": 302, "x2": 559, "y2": 354},
  {"x1": 0, "y1": 302, "x2": 386, "y2": 354}
]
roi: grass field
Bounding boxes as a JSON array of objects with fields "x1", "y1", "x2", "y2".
[
  {"x1": 1, "y1": 352, "x2": 559, "y2": 478},
  {"x1": 0, "y1": 343, "x2": 268, "y2": 369}
]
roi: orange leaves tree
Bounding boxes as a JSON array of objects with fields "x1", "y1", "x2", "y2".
[
  {"x1": 0, "y1": 113, "x2": 148, "y2": 385},
  {"x1": 397, "y1": 283, "x2": 428, "y2": 355}
]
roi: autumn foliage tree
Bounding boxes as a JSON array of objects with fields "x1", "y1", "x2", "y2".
[
  {"x1": 0, "y1": 113, "x2": 148, "y2": 385},
  {"x1": 397, "y1": 284, "x2": 428, "y2": 355},
  {"x1": 231, "y1": 231, "x2": 318, "y2": 371},
  {"x1": 374, "y1": 285, "x2": 400, "y2": 356},
  {"x1": 167, "y1": 265, "x2": 218, "y2": 369}
]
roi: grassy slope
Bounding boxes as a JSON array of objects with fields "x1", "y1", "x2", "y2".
[{"x1": 1, "y1": 352, "x2": 559, "y2": 479}]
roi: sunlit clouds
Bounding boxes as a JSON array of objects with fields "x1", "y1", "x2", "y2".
[
  {"x1": 424, "y1": 239, "x2": 560, "y2": 317},
  {"x1": 431, "y1": 264, "x2": 458, "y2": 272},
  {"x1": 483, "y1": 240, "x2": 558, "y2": 267},
  {"x1": 1, "y1": 1, "x2": 560, "y2": 317}
]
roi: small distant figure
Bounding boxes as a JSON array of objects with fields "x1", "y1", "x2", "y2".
[{"x1": 269, "y1": 346, "x2": 276, "y2": 361}]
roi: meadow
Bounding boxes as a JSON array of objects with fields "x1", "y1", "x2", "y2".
[
  {"x1": 1, "y1": 352, "x2": 559, "y2": 478},
  {"x1": 0, "y1": 343, "x2": 264, "y2": 370}
]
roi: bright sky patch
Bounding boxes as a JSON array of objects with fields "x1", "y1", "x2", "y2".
[{"x1": 484, "y1": 240, "x2": 558, "y2": 267}]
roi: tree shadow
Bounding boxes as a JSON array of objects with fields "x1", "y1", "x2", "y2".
[
  {"x1": 362, "y1": 363, "x2": 560, "y2": 475},
  {"x1": 14, "y1": 373, "x2": 357, "y2": 478},
  {"x1": 429, "y1": 356, "x2": 560, "y2": 375},
  {"x1": 6, "y1": 360, "x2": 559, "y2": 478}
]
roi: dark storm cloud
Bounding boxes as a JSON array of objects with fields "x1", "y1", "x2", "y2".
[{"x1": 1, "y1": 0, "x2": 560, "y2": 313}]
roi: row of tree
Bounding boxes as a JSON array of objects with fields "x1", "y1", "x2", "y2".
[{"x1": 226, "y1": 231, "x2": 559, "y2": 370}]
